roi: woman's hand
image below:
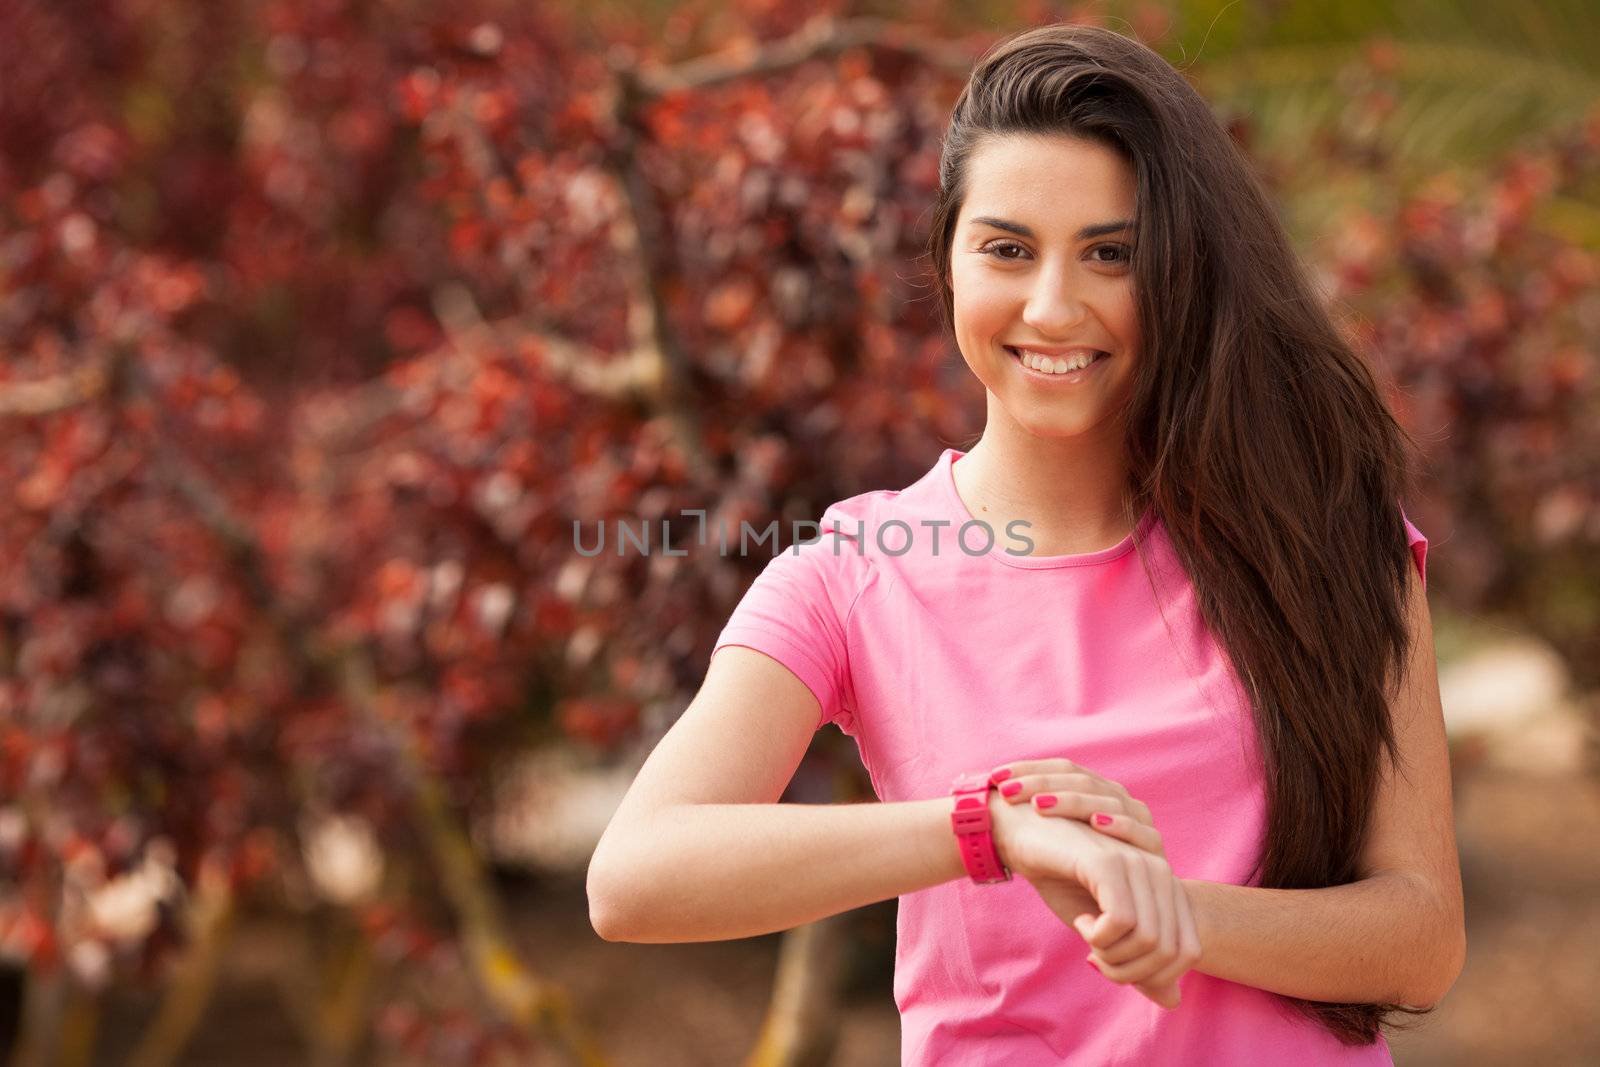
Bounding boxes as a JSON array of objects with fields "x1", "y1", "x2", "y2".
[
  {"x1": 986, "y1": 788, "x2": 1099, "y2": 916},
  {"x1": 985, "y1": 763, "x2": 1202, "y2": 1008},
  {"x1": 1072, "y1": 843, "x2": 1203, "y2": 1011},
  {"x1": 989, "y1": 759, "x2": 1164, "y2": 855}
]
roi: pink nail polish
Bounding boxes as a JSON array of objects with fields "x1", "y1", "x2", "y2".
[
  {"x1": 1035, "y1": 794, "x2": 1057, "y2": 808},
  {"x1": 1093, "y1": 812, "x2": 1112, "y2": 826},
  {"x1": 990, "y1": 769, "x2": 1013, "y2": 784},
  {"x1": 1001, "y1": 780, "x2": 1022, "y2": 797}
]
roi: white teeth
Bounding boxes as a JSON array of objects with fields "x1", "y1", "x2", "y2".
[{"x1": 1014, "y1": 348, "x2": 1102, "y2": 374}]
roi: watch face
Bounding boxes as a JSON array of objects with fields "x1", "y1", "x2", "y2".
[{"x1": 950, "y1": 771, "x2": 988, "y2": 793}]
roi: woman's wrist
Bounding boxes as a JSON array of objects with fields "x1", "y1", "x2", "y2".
[
  {"x1": 917, "y1": 795, "x2": 974, "y2": 884},
  {"x1": 1180, "y1": 879, "x2": 1217, "y2": 964},
  {"x1": 984, "y1": 785, "x2": 1028, "y2": 877},
  {"x1": 930, "y1": 788, "x2": 1017, "y2": 885}
]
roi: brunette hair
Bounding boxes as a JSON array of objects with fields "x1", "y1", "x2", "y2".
[{"x1": 926, "y1": 23, "x2": 1433, "y2": 1044}]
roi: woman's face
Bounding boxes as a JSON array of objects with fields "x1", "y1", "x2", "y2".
[{"x1": 949, "y1": 133, "x2": 1141, "y2": 440}]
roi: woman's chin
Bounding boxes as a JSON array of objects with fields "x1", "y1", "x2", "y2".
[{"x1": 1001, "y1": 404, "x2": 1104, "y2": 441}]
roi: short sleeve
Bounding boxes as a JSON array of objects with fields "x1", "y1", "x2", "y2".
[
  {"x1": 1400, "y1": 507, "x2": 1428, "y2": 592},
  {"x1": 711, "y1": 520, "x2": 862, "y2": 734}
]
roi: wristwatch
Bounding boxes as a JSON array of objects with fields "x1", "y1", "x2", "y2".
[{"x1": 950, "y1": 771, "x2": 1011, "y2": 884}]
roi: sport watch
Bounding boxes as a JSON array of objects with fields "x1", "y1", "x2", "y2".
[{"x1": 949, "y1": 771, "x2": 1011, "y2": 884}]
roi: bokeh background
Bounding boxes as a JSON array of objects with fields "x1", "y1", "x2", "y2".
[{"x1": 2, "y1": 0, "x2": 1597, "y2": 1064}]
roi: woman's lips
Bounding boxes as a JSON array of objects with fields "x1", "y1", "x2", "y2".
[{"x1": 1005, "y1": 346, "x2": 1109, "y2": 382}]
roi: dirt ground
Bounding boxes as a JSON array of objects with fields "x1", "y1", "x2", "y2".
[{"x1": 78, "y1": 766, "x2": 1600, "y2": 1065}]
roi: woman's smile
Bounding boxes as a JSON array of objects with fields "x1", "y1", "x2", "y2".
[
  {"x1": 1005, "y1": 344, "x2": 1112, "y2": 385},
  {"x1": 948, "y1": 132, "x2": 1140, "y2": 442}
]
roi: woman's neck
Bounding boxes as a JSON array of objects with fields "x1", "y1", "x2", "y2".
[{"x1": 954, "y1": 429, "x2": 1135, "y2": 556}]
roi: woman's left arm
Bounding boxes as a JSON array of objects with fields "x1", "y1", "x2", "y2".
[{"x1": 1185, "y1": 566, "x2": 1466, "y2": 1009}]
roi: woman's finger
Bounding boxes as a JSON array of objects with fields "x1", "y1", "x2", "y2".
[
  {"x1": 996, "y1": 772, "x2": 1107, "y2": 803},
  {"x1": 1022, "y1": 787, "x2": 1131, "y2": 820},
  {"x1": 1131, "y1": 859, "x2": 1182, "y2": 988},
  {"x1": 1139, "y1": 980, "x2": 1182, "y2": 1011},
  {"x1": 992, "y1": 764, "x2": 1131, "y2": 807},
  {"x1": 1093, "y1": 856, "x2": 1169, "y2": 971},
  {"x1": 1098, "y1": 948, "x2": 1180, "y2": 1008},
  {"x1": 999, "y1": 775, "x2": 1156, "y2": 828},
  {"x1": 1150, "y1": 855, "x2": 1178, "y2": 973},
  {"x1": 1078, "y1": 808, "x2": 1165, "y2": 857},
  {"x1": 1074, "y1": 860, "x2": 1136, "y2": 952},
  {"x1": 1091, "y1": 949, "x2": 1180, "y2": 1010},
  {"x1": 988, "y1": 759, "x2": 1078, "y2": 785},
  {"x1": 1091, "y1": 854, "x2": 1160, "y2": 967},
  {"x1": 1128, "y1": 796, "x2": 1153, "y2": 826},
  {"x1": 1138, "y1": 876, "x2": 1203, "y2": 992}
]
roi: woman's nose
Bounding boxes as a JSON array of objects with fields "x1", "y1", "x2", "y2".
[{"x1": 1021, "y1": 276, "x2": 1090, "y2": 337}]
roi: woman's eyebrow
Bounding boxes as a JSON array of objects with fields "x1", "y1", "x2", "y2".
[{"x1": 969, "y1": 216, "x2": 1133, "y2": 240}]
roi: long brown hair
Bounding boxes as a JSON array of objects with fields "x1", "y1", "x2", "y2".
[{"x1": 926, "y1": 23, "x2": 1431, "y2": 1045}]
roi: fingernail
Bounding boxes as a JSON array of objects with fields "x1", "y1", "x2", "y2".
[
  {"x1": 1092, "y1": 812, "x2": 1112, "y2": 826},
  {"x1": 1035, "y1": 794, "x2": 1058, "y2": 808},
  {"x1": 1001, "y1": 780, "x2": 1022, "y2": 797},
  {"x1": 1086, "y1": 957, "x2": 1099, "y2": 971},
  {"x1": 989, "y1": 769, "x2": 1012, "y2": 784}
]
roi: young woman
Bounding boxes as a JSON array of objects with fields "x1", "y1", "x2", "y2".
[{"x1": 588, "y1": 23, "x2": 1464, "y2": 1065}]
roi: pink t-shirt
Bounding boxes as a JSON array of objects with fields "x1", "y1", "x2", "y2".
[{"x1": 712, "y1": 446, "x2": 1428, "y2": 1066}]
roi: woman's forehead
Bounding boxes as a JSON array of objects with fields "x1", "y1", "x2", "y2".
[{"x1": 960, "y1": 135, "x2": 1135, "y2": 231}]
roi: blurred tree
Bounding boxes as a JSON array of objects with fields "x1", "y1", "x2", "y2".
[{"x1": 1, "y1": 1, "x2": 1596, "y2": 1064}]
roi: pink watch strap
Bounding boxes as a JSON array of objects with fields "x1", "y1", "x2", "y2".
[{"x1": 950, "y1": 771, "x2": 1010, "y2": 884}]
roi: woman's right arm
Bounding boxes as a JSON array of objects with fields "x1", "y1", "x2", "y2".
[{"x1": 586, "y1": 644, "x2": 969, "y2": 943}]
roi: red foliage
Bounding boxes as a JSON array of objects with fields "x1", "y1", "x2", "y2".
[{"x1": 1, "y1": 0, "x2": 1596, "y2": 1054}]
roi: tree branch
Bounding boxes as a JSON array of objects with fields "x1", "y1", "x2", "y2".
[
  {"x1": 635, "y1": 15, "x2": 977, "y2": 96},
  {"x1": 0, "y1": 347, "x2": 129, "y2": 418}
]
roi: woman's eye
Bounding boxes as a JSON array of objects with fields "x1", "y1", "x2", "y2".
[
  {"x1": 981, "y1": 240, "x2": 1028, "y2": 260},
  {"x1": 980, "y1": 241, "x2": 1132, "y2": 264}
]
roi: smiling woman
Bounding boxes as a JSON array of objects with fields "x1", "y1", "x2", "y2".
[
  {"x1": 915, "y1": 21, "x2": 1459, "y2": 1051},
  {"x1": 590, "y1": 21, "x2": 1460, "y2": 1067},
  {"x1": 953, "y1": 136, "x2": 1140, "y2": 447}
]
